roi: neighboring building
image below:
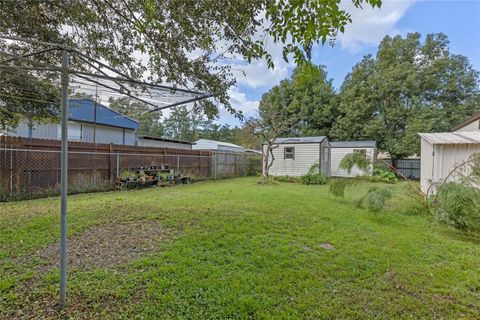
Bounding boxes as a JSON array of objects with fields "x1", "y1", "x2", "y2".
[
  {"x1": 330, "y1": 141, "x2": 377, "y2": 177},
  {"x1": 263, "y1": 136, "x2": 331, "y2": 177},
  {"x1": 452, "y1": 111, "x2": 480, "y2": 132},
  {"x1": 245, "y1": 149, "x2": 262, "y2": 156},
  {"x1": 136, "y1": 135, "x2": 192, "y2": 150},
  {"x1": 193, "y1": 139, "x2": 245, "y2": 153},
  {"x1": 6, "y1": 99, "x2": 139, "y2": 145},
  {"x1": 419, "y1": 131, "x2": 480, "y2": 195}
]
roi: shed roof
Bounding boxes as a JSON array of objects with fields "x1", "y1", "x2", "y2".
[
  {"x1": 272, "y1": 136, "x2": 327, "y2": 144},
  {"x1": 418, "y1": 131, "x2": 480, "y2": 144},
  {"x1": 194, "y1": 139, "x2": 245, "y2": 149},
  {"x1": 330, "y1": 141, "x2": 376, "y2": 148},
  {"x1": 69, "y1": 99, "x2": 139, "y2": 130},
  {"x1": 137, "y1": 135, "x2": 192, "y2": 145}
]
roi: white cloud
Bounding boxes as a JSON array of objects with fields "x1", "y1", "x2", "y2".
[
  {"x1": 226, "y1": 87, "x2": 259, "y2": 117},
  {"x1": 337, "y1": 0, "x2": 416, "y2": 52},
  {"x1": 228, "y1": 36, "x2": 294, "y2": 89}
]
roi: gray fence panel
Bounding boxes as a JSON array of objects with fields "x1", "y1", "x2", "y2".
[{"x1": 382, "y1": 158, "x2": 421, "y2": 180}]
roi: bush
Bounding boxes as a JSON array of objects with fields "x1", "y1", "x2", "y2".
[
  {"x1": 329, "y1": 179, "x2": 349, "y2": 198},
  {"x1": 300, "y1": 173, "x2": 327, "y2": 185},
  {"x1": 299, "y1": 163, "x2": 328, "y2": 185},
  {"x1": 273, "y1": 175, "x2": 300, "y2": 183},
  {"x1": 358, "y1": 186, "x2": 392, "y2": 213},
  {"x1": 373, "y1": 169, "x2": 397, "y2": 183},
  {"x1": 431, "y1": 182, "x2": 480, "y2": 232},
  {"x1": 257, "y1": 176, "x2": 278, "y2": 185}
]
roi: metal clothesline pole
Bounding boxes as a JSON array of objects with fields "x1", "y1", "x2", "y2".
[{"x1": 59, "y1": 49, "x2": 69, "y2": 308}]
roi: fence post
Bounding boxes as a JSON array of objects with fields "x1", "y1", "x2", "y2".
[
  {"x1": 177, "y1": 155, "x2": 180, "y2": 172},
  {"x1": 234, "y1": 153, "x2": 237, "y2": 177},
  {"x1": 9, "y1": 149, "x2": 13, "y2": 195},
  {"x1": 214, "y1": 153, "x2": 217, "y2": 180},
  {"x1": 116, "y1": 154, "x2": 120, "y2": 178}
]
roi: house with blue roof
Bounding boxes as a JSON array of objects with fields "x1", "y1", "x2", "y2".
[{"x1": 7, "y1": 99, "x2": 139, "y2": 145}]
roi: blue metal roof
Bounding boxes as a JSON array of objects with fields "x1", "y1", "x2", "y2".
[{"x1": 68, "y1": 99, "x2": 139, "y2": 130}]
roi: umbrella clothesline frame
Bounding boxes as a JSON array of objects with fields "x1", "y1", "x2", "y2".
[{"x1": 0, "y1": 35, "x2": 213, "y2": 308}]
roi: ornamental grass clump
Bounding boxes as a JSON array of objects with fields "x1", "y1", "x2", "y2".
[
  {"x1": 358, "y1": 186, "x2": 392, "y2": 213},
  {"x1": 431, "y1": 182, "x2": 480, "y2": 232},
  {"x1": 329, "y1": 179, "x2": 349, "y2": 198}
]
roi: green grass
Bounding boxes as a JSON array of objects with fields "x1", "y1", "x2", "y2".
[{"x1": 1, "y1": 177, "x2": 479, "y2": 319}]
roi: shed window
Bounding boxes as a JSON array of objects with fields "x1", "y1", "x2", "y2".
[
  {"x1": 284, "y1": 147, "x2": 295, "y2": 159},
  {"x1": 353, "y1": 149, "x2": 366, "y2": 158}
]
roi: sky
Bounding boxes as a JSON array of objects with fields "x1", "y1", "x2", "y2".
[{"x1": 218, "y1": 0, "x2": 480, "y2": 127}]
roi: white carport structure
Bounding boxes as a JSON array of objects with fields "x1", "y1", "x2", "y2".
[
  {"x1": 193, "y1": 139, "x2": 245, "y2": 153},
  {"x1": 419, "y1": 131, "x2": 480, "y2": 195}
]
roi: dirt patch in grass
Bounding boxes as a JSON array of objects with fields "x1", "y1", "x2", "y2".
[
  {"x1": 39, "y1": 220, "x2": 176, "y2": 270},
  {"x1": 4, "y1": 221, "x2": 175, "y2": 319},
  {"x1": 319, "y1": 242, "x2": 335, "y2": 250}
]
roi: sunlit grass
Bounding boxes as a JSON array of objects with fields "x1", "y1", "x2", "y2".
[{"x1": 1, "y1": 177, "x2": 479, "y2": 319}]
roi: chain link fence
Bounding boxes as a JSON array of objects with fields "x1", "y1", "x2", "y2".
[{"x1": 0, "y1": 148, "x2": 261, "y2": 201}]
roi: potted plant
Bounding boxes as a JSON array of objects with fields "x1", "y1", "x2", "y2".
[
  {"x1": 120, "y1": 170, "x2": 137, "y2": 182},
  {"x1": 138, "y1": 173, "x2": 147, "y2": 183}
]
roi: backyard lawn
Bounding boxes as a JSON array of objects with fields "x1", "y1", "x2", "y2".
[{"x1": 1, "y1": 177, "x2": 479, "y2": 319}]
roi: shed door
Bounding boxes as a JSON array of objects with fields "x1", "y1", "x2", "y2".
[{"x1": 322, "y1": 145, "x2": 330, "y2": 176}]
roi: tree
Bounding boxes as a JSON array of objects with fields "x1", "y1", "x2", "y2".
[
  {"x1": 246, "y1": 80, "x2": 298, "y2": 177},
  {"x1": 162, "y1": 105, "x2": 213, "y2": 142},
  {"x1": 0, "y1": 66, "x2": 59, "y2": 131},
  {"x1": 0, "y1": 0, "x2": 381, "y2": 129},
  {"x1": 108, "y1": 97, "x2": 164, "y2": 137},
  {"x1": 232, "y1": 126, "x2": 262, "y2": 150},
  {"x1": 332, "y1": 33, "x2": 480, "y2": 167},
  {"x1": 288, "y1": 62, "x2": 337, "y2": 136}
]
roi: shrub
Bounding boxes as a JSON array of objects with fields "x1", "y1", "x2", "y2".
[
  {"x1": 299, "y1": 163, "x2": 328, "y2": 185},
  {"x1": 257, "y1": 176, "x2": 278, "y2": 185},
  {"x1": 329, "y1": 179, "x2": 349, "y2": 198},
  {"x1": 373, "y1": 169, "x2": 397, "y2": 183},
  {"x1": 300, "y1": 173, "x2": 327, "y2": 185},
  {"x1": 359, "y1": 186, "x2": 392, "y2": 213},
  {"x1": 273, "y1": 175, "x2": 300, "y2": 183},
  {"x1": 431, "y1": 182, "x2": 480, "y2": 232}
]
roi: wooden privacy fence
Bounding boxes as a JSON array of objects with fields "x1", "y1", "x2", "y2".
[{"x1": 0, "y1": 136, "x2": 261, "y2": 201}]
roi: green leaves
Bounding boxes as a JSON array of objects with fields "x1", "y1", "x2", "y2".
[
  {"x1": 1, "y1": 0, "x2": 383, "y2": 127},
  {"x1": 332, "y1": 33, "x2": 480, "y2": 159}
]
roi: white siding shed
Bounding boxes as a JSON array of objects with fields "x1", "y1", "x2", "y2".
[
  {"x1": 452, "y1": 111, "x2": 480, "y2": 132},
  {"x1": 419, "y1": 132, "x2": 480, "y2": 195},
  {"x1": 330, "y1": 141, "x2": 377, "y2": 177},
  {"x1": 263, "y1": 136, "x2": 330, "y2": 177}
]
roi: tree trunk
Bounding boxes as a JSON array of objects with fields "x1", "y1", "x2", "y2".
[
  {"x1": 263, "y1": 150, "x2": 270, "y2": 177},
  {"x1": 391, "y1": 158, "x2": 398, "y2": 171}
]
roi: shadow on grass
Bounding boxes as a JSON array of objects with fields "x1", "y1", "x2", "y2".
[{"x1": 437, "y1": 228, "x2": 480, "y2": 245}]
